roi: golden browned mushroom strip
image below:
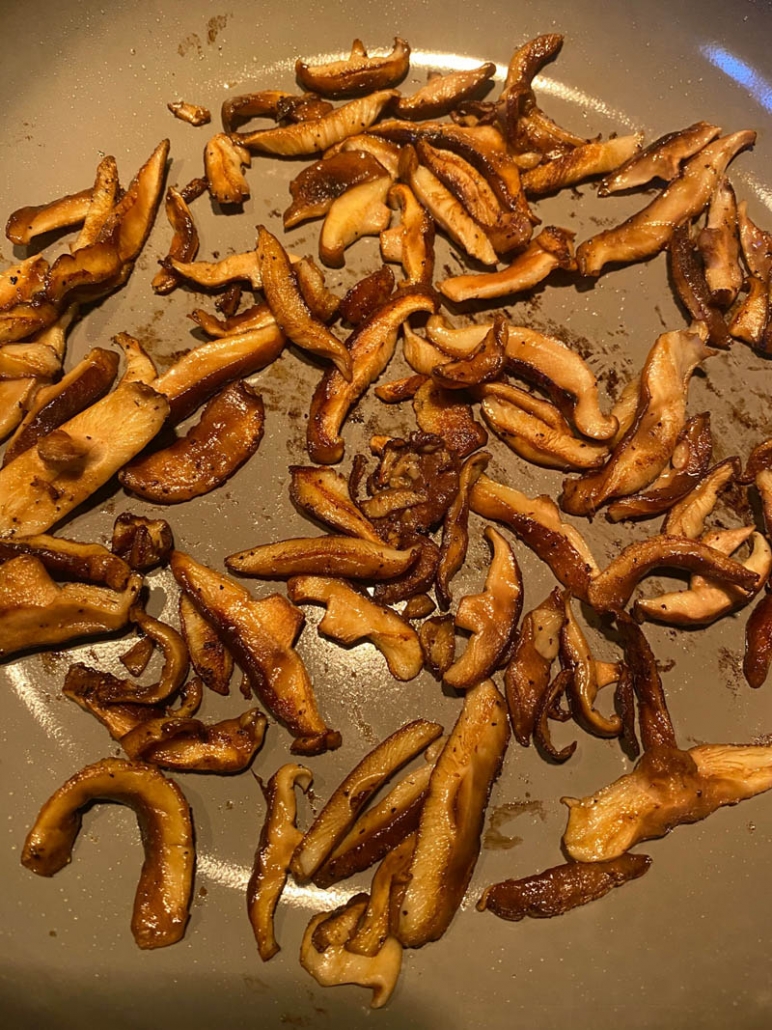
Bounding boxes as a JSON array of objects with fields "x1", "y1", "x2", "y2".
[
  {"x1": 381, "y1": 182, "x2": 435, "y2": 287},
  {"x1": 154, "y1": 324, "x2": 285, "y2": 424},
  {"x1": 248, "y1": 763, "x2": 313, "y2": 961},
  {"x1": 504, "y1": 588, "x2": 565, "y2": 746},
  {"x1": 0, "y1": 380, "x2": 169, "y2": 538},
  {"x1": 114, "y1": 331, "x2": 157, "y2": 385},
  {"x1": 478, "y1": 381, "x2": 610, "y2": 471},
  {"x1": 291, "y1": 719, "x2": 443, "y2": 883},
  {"x1": 729, "y1": 275, "x2": 769, "y2": 347},
  {"x1": 289, "y1": 466, "x2": 382, "y2": 542},
  {"x1": 189, "y1": 303, "x2": 276, "y2": 339},
  {"x1": 504, "y1": 32, "x2": 564, "y2": 91},
  {"x1": 97, "y1": 138, "x2": 170, "y2": 268},
  {"x1": 698, "y1": 177, "x2": 742, "y2": 307},
  {"x1": 606, "y1": 412, "x2": 713, "y2": 523},
  {"x1": 598, "y1": 121, "x2": 721, "y2": 195},
  {"x1": 227, "y1": 536, "x2": 418, "y2": 581},
  {"x1": 0, "y1": 555, "x2": 140, "y2": 660},
  {"x1": 412, "y1": 379, "x2": 488, "y2": 459},
  {"x1": 120, "y1": 381, "x2": 265, "y2": 504},
  {"x1": 0, "y1": 379, "x2": 37, "y2": 442},
  {"x1": 326, "y1": 132, "x2": 401, "y2": 174},
  {"x1": 737, "y1": 199, "x2": 772, "y2": 278},
  {"x1": 744, "y1": 590, "x2": 772, "y2": 689},
  {"x1": 284, "y1": 150, "x2": 388, "y2": 228},
  {"x1": 577, "y1": 130, "x2": 755, "y2": 276},
  {"x1": 300, "y1": 900, "x2": 403, "y2": 1009},
  {"x1": 560, "y1": 327, "x2": 711, "y2": 516},
  {"x1": 275, "y1": 93, "x2": 337, "y2": 124},
  {"x1": 432, "y1": 317, "x2": 506, "y2": 389},
  {"x1": 668, "y1": 224, "x2": 731, "y2": 348},
  {"x1": 73, "y1": 156, "x2": 120, "y2": 251},
  {"x1": 168, "y1": 100, "x2": 211, "y2": 126},
  {"x1": 346, "y1": 833, "x2": 415, "y2": 957},
  {"x1": 256, "y1": 225, "x2": 352, "y2": 378},
  {"x1": 111, "y1": 513, "x2": 174, "y2": 571},
  {"x1": 396, "y1": 679, "x2": 509, "y2": 947},
  {"x1": 21, "y1": 757, "x2": 193, "y2": 949},
  {"x1": 0, "y1": 340, "x2": 62, "y2": 381},
  {"x1": 308, "y1": 290, "x2": 436, "y2": 464},
  {"x1": 237, "y1": 91, "x2": 397, "y2": 155},
  {"x1": 561, "y1": 596, "x2": 621, "y2": 737},
  {"x1": 563, "y1": 742, "x2": 772, "y2": 863},
  {"x1": 91, "y1": 608, "x2": 189, "y2": 705},
  {"x1": 178, "y1": 592, "x2": 233, "y2": 695},
  {"x1": 587, "y1": 535, "x2": 759, "y2": 613},
  {"x1": 221, "y1": 89, "x2": 293, "y2": 133},
  {"x1": 402, "y1": 322, "x2": 465, "y2": 375},
  {"x1": 0, "y1": 533, "x2": 131, "y2": 590},
  {"x1": 287, "y1": 575, "x2": 423, "y2": 681},
  {"x1": 151, "y1": 187, "x2": 200, "y2": 295},
  {"x1": 319, "y1": 175, "x2": 392, "y2": 269},
  {"x1": 296, "y1": 38, "x2": 410, "y2": 97},
  {"x1": 470, "y1": 474, "x2": 599, "y2": 601},
  {"x1": 6, "y1": 187, "x2": 93, "y2": 245},
  {"x1": 419, "y1": 614, "x2": 456, "y2": 680},
  {"x1": 121, "y1": 635, "x2": 155, "y2": 677},
  {"x1": 478, "y1": 854, "x2": 652, "y2": 921},
  {"x1": 169, "y1": 251, "x2": 263, "y2": 290},
  {"x1": 205, "y1": 133, "x2": 251, "y2": 205},
  {"x1": 444, "y1": 528, "x2": 522, "y2": 690},
  {"x1": 523, "y1": 135, "x2": 642, "y2": 196},
  {"x1": 436, "y1": 451, "x2": 490, "y2": 609},
  {"x1": 340, "y1": 266, "x2": 394, "y2": 326},
  {"x1": 439, "y1": 226, "x2": 574, "y2": 303},
  {"x1": 395, "y1": 63, "x2": 496, "y2": 120},
  {"x1": 662, "y1": 456, "x2": 740, "y2": 538},
  {"x1": 0, "y1": 299, "x2": 60, "y2": 347},
  {"x1": 0, "y1": 255, "x2": 50, "y2": 307}
]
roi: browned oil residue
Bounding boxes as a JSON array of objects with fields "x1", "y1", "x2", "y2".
[
  {"x1": 483, "y1": 800, "x2": 546, "y2": 850},
  {"x1": 350, "y1": 700, "x2": 378, "y2": 746},
  {"x1": 243, "y1": 974, "x2": 270, "y2": 993},
  {"x1": 207, "y1": 14, "x2": 230, "y2": 44},
  {"x1": 280, "y1": 1015, "x2": 311, "y2": 1028},
  {"x1": 717, "y1": 646, "x2": 742, "y2": 696},
  {"x1": 178, "y1": 33, "x2": 202, "y2": 58}
]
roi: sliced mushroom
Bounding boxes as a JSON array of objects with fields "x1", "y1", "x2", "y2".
[
  {"x1": 221, "y1": 89, "x2": 293, "y2": 133},
  {"x1": 120, "y1": 635, "x2": 155, "y2": 677},
  {"x1": 171, "y1": 550, "x2": 341, "y2": 755},
  {"x1": 504, "y1": 33, "x2": 565, "y2": 91},
  {"x1": 291, "y1": 719, "x2": 443, "y2": 883},
  {"x1": 663, "y1": 456, "x2": 740, "y2": 538},
  {"x1": 523, "y1": 135, "x2": 642, "y2": 197},
  {"x1": 111, "y1": 513, "x2": 174, "y2": 571},
  {"x1": 598, "y1": 121, "x2": 721, "y2": 195},
  {"x1": 289, "y1": 465, "x2": 382, "y2": 542},
  {"x1": 151, "y1": 187, "x2": 200, "y2": 295},
  {"x1": 73, "y1": 155, "x2": 121, "y2": 251},
  {"x1": 394, "y1": 63, "x2": 496, "y2": 120},
  {"x1": 287, "y1": 575, "x2": 423, "y2": 681},
  {"x1": 178, "y1": 592, "x2": 233, "y2": 695},
  {"x1": 744, "y1": 590, "x2": 772, "y2": 689},
  {"x1": 396, "y1": 679, "x2": 509, "y2": 947},
  {"x1": 346, "y1": 833, "x2": 416, "y2": 957},
  {"x1": 697, "y1": 177, "x2": 742, "y2": 307},
  {"x1": 114, "y1": 331, "x2": 158, "y2": 385},
  {"x1": 319, "y1": 174, "x2": 392, "y2": 269},
  {"x1": 6, "y1": 187, "x2": 93, "y2": 245},
  {"x1": 284, "y1": 150, "x2": 389, "y2": 229},
  {"x1": 412, "y1": 378, "x2": 488, "y2": 459},
  {"x1": 91, "y1": 608, "x2": 189, "y2": 706},
  {"x1": 561, "y1": 596, "x2": 621, "y2": 737},
  {"x1": 380, "y1": 182, "x2": 435, "y2": 287},
  {"x1": 436, "y1": 451, "x2": 490, "y2": 609},
  {"x1": 189, "y1": 303, "x2": 276, "y2": 339},
  {"x1": 21, "y1": 757, "x2": 193, "y2": 949},
  {"x1": 169, "y1": 250, "x2": 262, "y2": 290},
  {"x1": 296, "y1": 38, "x2": 410, "y2": 98},
  {"x1": 729, "y1": 275, "x2": 769, "y2": 347},
  {"x1": 340, "y1": 266, "x2": 395, "y2": 326},
  {"x1": 0, "y1": 533, "x2": 131, "y2": 590},
  {"x1": 419, "y1": 614, "x2": 456, "y2": 680},
  {"x1": 432, "y1": 316, "x2": 506, "y2": 389},
  {"x1": 560, "y1": 327, "x2": 711, "y2": 516},
  {"x1": 439, "y1": 225, "x2": 574, "y2": 303},
  {"x1": 470, "y1": 474, "x2": 599, "y2": 601},
  {"x1": 227, "y1": 535, "x2": 418, "y2": 582},
  {"x1": 204, "y1": 133, "x2": 251, "y2": 204},
  {"x1": 668, "y1": 223, "x2": 731, "y2": 348},
  {"x1": 577, "y1": 130, "x2": 755, "y2": 276},
  {"x1": 168, "y1": 100, "x2": 211, "y2": 125},
  {"x1": 248, "y1": 763, "x2": 313, "y2": 961},
  {"x1": 0, "y1": 378, "x2": 38, "y2": 442},
  {"x1": 326, "y1": 133, "x2": 402, "y2": 178}
]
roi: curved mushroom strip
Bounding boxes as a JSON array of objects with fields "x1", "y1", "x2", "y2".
[
  {"x1": 300, "y1": 901, "x2": 403, "y2": 1009},
  {"x1": 577, "y1": 130, "x2": 755, "y2": 276},
  {"x1": 504, "y1": 588, "x2": 565, "y2": 746},
  {"x1": 154, "y1": 324, "x2": 285, "y2": 425},
  {"x1": 248, "y1": 764, "x2": 313, "y2": 961},
  {"x1": 73, "y1": 155, "x2": 120, "y2": 251},
  {"x1": 319, "y1": 175, "x2": 392, "y2": 269},
  {"x1": 412, "y1": 379, "x2": 488, "y2": 459},
  {"x1": 227, "y1": 536, "x2": 418, "y2": 581},
  {"x1": 698, "y1": 178, "x2": 742, "y2": 307},
  {"x1": 0, "y1": 533, "x2": 131, "y2": 590},
  {"x1": 380, "y1": 183, "x2": 435, "y2": 288},
  {"x1": 120, "y1": 381, "x2": 265, "y2": 504},
  {"x1": 284, "y1": 150, "x2": 388, "y2": 228},
  {"x1": 533, "y1": 668, "x2": 576, "y2": 763},
  {"x1": 663, "y1": 457, "x2": 740, "y2": 539},
  {"x1": 522, "y1": 135, "x2": 641, "y2": 197},
  {"x1": 729, "y1": 276, "x2": 769, "y2": 349},
  {"x1": 432, "y1": 317, "x2": 506, "y2": 389},
  {"x1": 561, "y1": 597, "x2": 621, "y2": 737},
  {"x1": 668, "y1": 224, "x2": 731, "y2": 348},
  {"x1": 179, "y1": 593, "x2": 233, "y2": 696},
  {"x1": 122, "y1": 708, "x2": 268, "y2": 773},
  {"x1": 114, "y1": 331, "x2": 157, "y2": 385},
  {"x1": 439, "y1": 226, "x2": 575, "y2": 303},
  {"x1": 167, "y1": 100, "x2": 210, "y2": 125},
  {"x1": 402, "y1": 323, "x2": 461, "y2": 376},
  {"x1": 289, "y1": 466, "x2": 381, "y2": 542},
  {"x1": 326, "y1": 134, "x2": 402, "y2": 178},
  {"x1": 419, "y1": 614, "x2": 456, "y2": 680},
  {"x1": 237, "y1": 91, "x2": 396, "y2": 156},
  {"x1": 444, "y1": 528, "x2": 522, "y2": 690},
  {"x1": 478, "y1": 854, "x2": 652, "y2": 921},
  {"x1": 221, "y1": 89, "x2": 293, "y2": 133},
  {"x1": 560, "y1": 327, "x2": 711, "y2": 516},
  {"x1": 615, "y1": 612, "x2": 676, "y2": 752},
  {"x1": 6, "y1": 189, "x2": 92, "y2": 245},
  {"x1": 169, "y1": 251, "x2": 262, "y2": 290},
  {"x1": 92, "y1": 609, "x2": 189, "y2": 705},
  {"x1": 96, "y1": 138, "x2": 169, "y2": 268},
  {"x1": 121, "y1": 635, "x2": 155, "y2": 677},
  {"x1": 744, "y1": 591, "x2": 772, "y2": 689},
  {"x1": 275, "y1": 93, "x2": 336, "y2": 124},
  {"x1": 587, "y1": 535, "x2": 759, "y2": 614},
  {"x1": 563, "y1": 742, "x2": 772, "y2": 863},
  {"x1": 0, "y1": 378, "x2": 37, "y2": 442},
  {"x1": 204, "y1": 134, "x2": 251, "y2": 205},
  {"x1": 257, "y1": 225, "x2": 352, "y2": 377},
  {"x1": 296, "y1": 38, "x2": 410, "y2": 98},
  {"x1": 606, "y1": 412, "x2": 713, "y2": 523},
  {"x1": 396, "y1": 679, "x2": 509, "y2": 948},
  {"x1": 346, "y1": 834, "x2": 416, "y2": 957},
  {"x1": 0, "y1": 381, "x2": 169, "y2": 538},
  {"x1": 504, "y1": 33, "x2": 564, "y2": 91},
  {"x1": 0, "y1": 555, "x2": 141, "y2": 660},
  {"x1": 598, "y1": 122, "x2": 721, "y2": 195},
  {"x1": 189, "y1": 303, "x2": 276, "y2": 339},
  {"x1": 151, "y1": 187, "x2": 200, "y2": 295},
  {"x1": 394, "y1": 64, "x2": 496, "y2": 120},
  {"x1": 21, "y1": 757, "x2": 193, "y2": 950},
  {"x1": 737, "y1": 200, "x2": 772, "y2": 277},
  {"x1": 470, "y1": 474, "x2": 599, "y2": 601},
  {"x1": 436, "y1": 451, "x2": 490, "y2": 609},
  {"x1": 307, "y1": 290, "x2": 436, "y2": 464},
  {"x1": 478, "y1": 381, "x2": 609, "y2": 471},
  {"x1": 111, "y1": 513, "x2": 174, "y2": 571},
  {"x1": 291, "y1": 719, "x2": 443, "y2": 883},
  {"x1": 171, "y1": 550, "x2": 341, "y2": 755},
  {"x1": 287, "y1": 575, "x2": 423, "y2": 681},
  {"x1": 3, "y1": 347, "x2": 119, "y2": 467},
  {"x1": 340, "y1": 266, "x2": 395, "y2": 326}
]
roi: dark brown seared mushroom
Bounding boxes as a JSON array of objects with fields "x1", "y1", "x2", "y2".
[
  {"x1": 503, "y1": 33, "x2": 564, "y2": 92},
  {"x1": 204, "y1": 133, "x2": 251, "y2": 205},
  {"x1": 340, "y1": 266, "x2": 395, "y2": 326},
  {"x1": 522, "y1": 135, "x2": 642, "y2": 197},
  {"x1": 290, "y1": 719, "x2": 443, "y2": 883},
  {"x1": 120, "y1": 381, "x2": 264, "y2": 504},
  {"x1": 92, "y1": 608, "x2": 189, "y2": 706},
  {"x1": 395, "y1": 680, "x2": 509, "y2": 947},
  {"x1": 151, "y1": 187, "x2": 201, "y2": 295},
  {"x1": 294, "y1": 256, "x2": 341, "y2": 323},
  {"x1": 227, "y1": 535, "x2": 419, "y2": 581},
  {"x1": 21, "y1": 757, "x2": 193, "y2": 949},
  {"x1": 171, "y1": 550, "x2": 341, "y2": 755},
  {"x1": 0, "y1": 533, "x2": 131, "y2": 590},
  {"x1": 419, "y1": 614, "x2": 456, "y2": 680},
  {"x1": 167, "y1": 100, "x2": 211, "y2": 125},
  {"x1": 668, "y1": 223, "x2": 731, "y2": 348},
  {"x1": 111, "y1": 513, "x2": 174, "y2": 571},
  {"x1": 561, "y1": 597, "x2": 621, "y2": 737},
  {"x1": 698, "y1": 177, "x2": 743, "y2": 307},
  {"x1": 120, "y1": 635, "x2": 155, "y2": 677},
  {"x1": 432, "y1": 316, "x2": 506, "y2": 389},
  {"x1": 284, "y1": 150, "x2": 389, "y2": 229},
  {"x1": 72, "y1": 155, "x2": 120, "y2": 251},
  {"x1": 598, "y1": 122, "x2": 721, "y2": 195},
  {"x1": 178, "y1": 592, "x2": 233, "y2": 695},
  {"x1": 189, "y1": 303, "x2": 276, "y2": 339},
  {"x1": 296, "y1": 38, "x2": 410, "y2": 97},
  {"x1": 744, "y1": 590, "x2": 772, "y2": 689},
  {"x1": 346, "y1": 833, "x2": 416, "y2": 957},
  {"x1": 221, "y1": 89, "x2": 293, "y2": 133},
  {"x1": 394, "y1": 63, "x2": 496, "y2": 120},
  {"x1": 412, "y1": 378, "x2": 489, "y2": 459},
  {"x1": 436, "y1": 451, "x2": 490, "y2": 609},
  {"x1": 478, "y1": 854, "x2": 652, "y2": 921},
  {"x1": 325, "y1": 133, "x2": 401, "y2": 177},
  {"x1": 248, "y1": 763, "x2": 313, "y2": 961},
  {"x1": 380, "y1": 183, "x2": 436, "y2": 288},
  {"x1": 289, "y1": 465, "x2": 382, "y2": 542},
  {"x1": 577, "y1": 131, "x2": 756, "y2": 276}
]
